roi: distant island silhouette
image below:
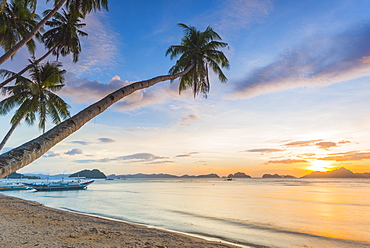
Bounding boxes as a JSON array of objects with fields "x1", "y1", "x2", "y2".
[
  {"x1": 227, "y1": 172, "x2": 251, "y2": 178},
  {"x1": 69, "y1": 169, "x2": 107, "y2": 179},
  {"x1": 14, "y1": 167, "x2": 370, "y2": 179},
  {"x1": 262, "y1": 174, "x2": 296, "y2": 179},
  {"x1": 108, "y1": 173, "x2": 221, "y2": 179},
  {"x1": 301, "y1": 167, "x2": 370, "y2": 178}
]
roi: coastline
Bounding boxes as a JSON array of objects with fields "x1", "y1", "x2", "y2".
[{"x1": 0, "y1": 194, "x2": 249, "y2": 248}]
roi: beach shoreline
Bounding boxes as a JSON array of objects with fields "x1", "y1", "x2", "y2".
[{"x1": 0, "y1": 194, "x2": 251, "y2": 248}]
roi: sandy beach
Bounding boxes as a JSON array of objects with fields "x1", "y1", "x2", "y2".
[{"x1": 0, "y1": 194, "x2": 242, "y2": 248}]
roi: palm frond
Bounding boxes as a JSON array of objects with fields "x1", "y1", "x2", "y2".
[{"x1": 166, "y1": 24, "x2": 229, "y2": 97}]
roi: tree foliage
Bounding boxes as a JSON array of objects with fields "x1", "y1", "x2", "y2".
[
  {"x1": 43, "y1": 6, "x2": 87, "y2": 62},
  {"x1": 166, "y1": 23, "x2": 229, "y2": 97},
  {"x1": 0, "y1": 0, "x2": 108, "y2": 65},
  {"x1": 0, "y1": 60, "x2": 70, "y2": 132},
  {"x1": 0, "y1": 0, "x2": 41, "y2": 57}
]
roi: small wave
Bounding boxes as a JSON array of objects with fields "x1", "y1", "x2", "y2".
[{"x1": 170, "y1": 210, "x2": 370, "y2": 247}]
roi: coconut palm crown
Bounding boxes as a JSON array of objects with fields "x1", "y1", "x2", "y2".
[
  {"x1": 0, "y1": 7, "x2": 88, "y2": 89},
  {"x1": 166, "y1": 23, "x2": 229, "y2": 97},
  {"x1": 0, "y1": 0, "x2": 41, "y2": 57},
  {"x1": 43, "y1": 7, "x2": 87, "y2": 62},
  {"x1": 0, "y1": 60, "x2": 70, "y2": 153},
  {"x1": 0, "y1": 0, "x2": 109, "y2": 65}
]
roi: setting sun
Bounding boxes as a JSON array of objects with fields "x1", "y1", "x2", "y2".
[{"x1": 307, "y1": 160, "x2": 335, "y2": 172}]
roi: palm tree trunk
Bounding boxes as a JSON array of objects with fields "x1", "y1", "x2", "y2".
[
  {"x1": 0, "y1": 45, "x2": 59, "y2": 88},
  {"x1": 0, "y1": 0, "x2": 66, "y2": 65},
  {"x1": 0, "y1": 114, "x2": 24, "y2": 152},
  {"x1": 0, "y1": 65, "x2": 194, "y2": 178}
]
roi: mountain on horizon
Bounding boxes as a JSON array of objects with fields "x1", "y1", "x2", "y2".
[{"x1": 302, "y1": 167, "x2": 370, "y2": 178}]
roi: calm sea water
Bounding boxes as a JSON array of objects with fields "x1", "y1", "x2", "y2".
[{"x1": 2, "y1": 178, "x2": 370, "y2": 248}]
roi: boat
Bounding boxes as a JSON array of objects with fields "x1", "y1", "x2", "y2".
[
  {"x1": 0, "y1": 182, "x2": 31, "y2": 191},
  {"x1": 23, "y1": 180, "x2": 94, "y2": 191}
]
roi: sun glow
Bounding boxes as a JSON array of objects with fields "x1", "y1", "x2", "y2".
[{"x1": 307, "y1": 160, "x2": 335, "y2": 172}]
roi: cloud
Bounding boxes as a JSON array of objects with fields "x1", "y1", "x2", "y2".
[
  {"x1": 146, "y1": 160, "x2": 174, "y2": 165},
  {"x1": 243, "y1": 148, "x2": 285, "y2": 154},
  {"x1": 115, "y1": 153, "x2": 167, "y2": 163},
  {"x1": 315, "y1": 141, "x2": 337, "y2": 150},
  {"x1": 268, "y1": 159, "x2": 308, "y2": 164},
  {"x1": 298, "y1": 153, "x2": 317, "y2": 158},
  {"x1": 43, "y1": 151, "x2": 60, "y2": 158},
  {"x1": 63, "y1": 12, "x2": 120, "y2": 76},
  {"x1": 175, "y1": 152, "x2": 199, "y2": 158},
  {"x1": 229, "y1": 23, "x2": 370, "y2": 99},
  {"x1": 72, "y1": 152, "x2": 168, "y2": 164},
  {"x1": 71, "y1": 138, "x2": 115, "y2": 146},
  {"x1": 338, "y1": 140, "x2": 351, "y2": 145},
  {"x1": 61, "y1": 74, "x2": 190, "y2": 111},
  {"x1": 97, "y1": 158, "x2": 110, "y2": 163},
  {"x1": 71, "y1": 140, "x2": 93, "y2": 146},
  {"x1": 61, "y1": 74, "x2": 134, "y2": 104},
  {"x1": 65, "y1": 148, "x2": 83, "y2": 156},
  {"x1": 208, "y1": 0, "x2": 273, "y2": 33},
  {"x1": 284, "y1": 140, "x2": 322, "y2": 147},
  {"x1": 320, "y1": 151, "x2": 370, "y2": 161},
  {"x1": 176, "y1": 115, "x2": 199, "y2": 126},
  {"x1": 282, "y1": 140, "x2": 350, "y2": 150},
  {"x1": 73, "y1": 159, "x2": 96, "y2": 163},
  {"x1": 98, "y1": 138, "x2": 115, "y2": 143},
  {"x1": 181, "y1": 115, "x2": 198, "y2": 122}
]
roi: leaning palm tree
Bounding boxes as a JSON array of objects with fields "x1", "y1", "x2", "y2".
[
  {"x1": 0, "y1": 0, "x2": 108, "y2": 65},
  {"x1": 0, "y1": 24, "x2": 229, "y2": 178},
  {"x1": 0, "y1": 0, "x2": 41, "y2": 59},
  {"x1": 0, "y1": 7, "x2": 87, "y2": 88},
  {"x1": 0, "y1": 60, "x2": 70, "y2": 152},
  {"x1": 166, "y1": 23, "x2": 229, "y2": 97}
]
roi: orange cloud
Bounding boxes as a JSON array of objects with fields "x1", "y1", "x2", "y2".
[
  {"x1": 268, "y1": 159, "x2": 308, "y2": 164},
  {"x1": 315, "y1": 141, "x2": 337, "y2": 150},
  {"x1": 359, "y1": 56, "x2": 370, "y2": 63},
  {"x1": 244, "y1": 148, "x2": 285, "y2": 154},
  {"x1": 181, "y1": 115, "x2": 198, "y2": 122},
  {"x1": 320, "y1": 151, "x2": 370, "y2": 161},
  {"x1": 284, "y1": 140, "x2": 322, "y2": 147}
]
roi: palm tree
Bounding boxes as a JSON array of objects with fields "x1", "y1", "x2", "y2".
[
  {"x1": 43, "y1": 7, "x2": 87, "y2": 62},
  {"x1": 0, "y1": 60, "x2": 70, "y2": 152},
  {"x1": 0, "y1": 7, "x2": 87, "y2": 88},
  {"x1": 0, "y1": 0, "x2": 108, "y2": 65},
  {"x1": 0, "y1": 0, "x2": 41, "y2": 58},
  {"x1": 166, "y1": 23, "x2": 229, "y2": 97},
  {"x1": 0, "y1": 24, "x2": 229, "y2": 178}
]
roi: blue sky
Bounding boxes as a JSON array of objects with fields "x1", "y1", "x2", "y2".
[{"x1": 1, "y1": 0, "x2": 370, "y2": 177}]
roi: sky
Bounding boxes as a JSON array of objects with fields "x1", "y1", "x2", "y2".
[{"x1": 1, "y1": 0, "x2": 370, "y2": 177}]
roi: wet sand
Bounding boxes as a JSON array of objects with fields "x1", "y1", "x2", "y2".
[{"x1": 0, "y1": 194, "x2": 241, "y2": 248}]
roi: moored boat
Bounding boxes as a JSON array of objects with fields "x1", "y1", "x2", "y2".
[
  {"x1": 0, "y1": 182, "x2": 31, "y2": 191},
  {"x1": 23, "y1": 180, "x2": 94, "y2": 191}
]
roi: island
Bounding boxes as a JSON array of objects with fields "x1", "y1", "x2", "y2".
[
  {"x1": 69, "y1": 169, "x2": 107, "y2": 179},
  {"x1": 301, "y1": 167, "x2": 361, "y2": 178},
  {"x1": 262, "y1": 174, "x2": 296, "y2": 178},
  {"x1": 6, "y1": 172, "x2": 40, "y2": 179},
  {"x1": 107, "y1": 173, "x2": 221, "y2": 179},
  {"x1": 227, "y1": 172, "x2": 251, "y2": 178}
]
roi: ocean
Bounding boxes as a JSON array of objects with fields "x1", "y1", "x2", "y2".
[{"x1": 2, "y1": 178, "x2": 370, "y2": 248}]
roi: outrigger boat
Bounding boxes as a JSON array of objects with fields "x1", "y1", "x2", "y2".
[
  {"x1": 0, "y1": 182, "x2": 31, "y2": 191},
  {"x1": 23, "y1": 180, "x2": 94, "y2": 191}
]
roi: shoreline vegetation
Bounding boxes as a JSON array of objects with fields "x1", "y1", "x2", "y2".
[{"x1": 0, "y1": 194, "x2": 244, "y2": 248}]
